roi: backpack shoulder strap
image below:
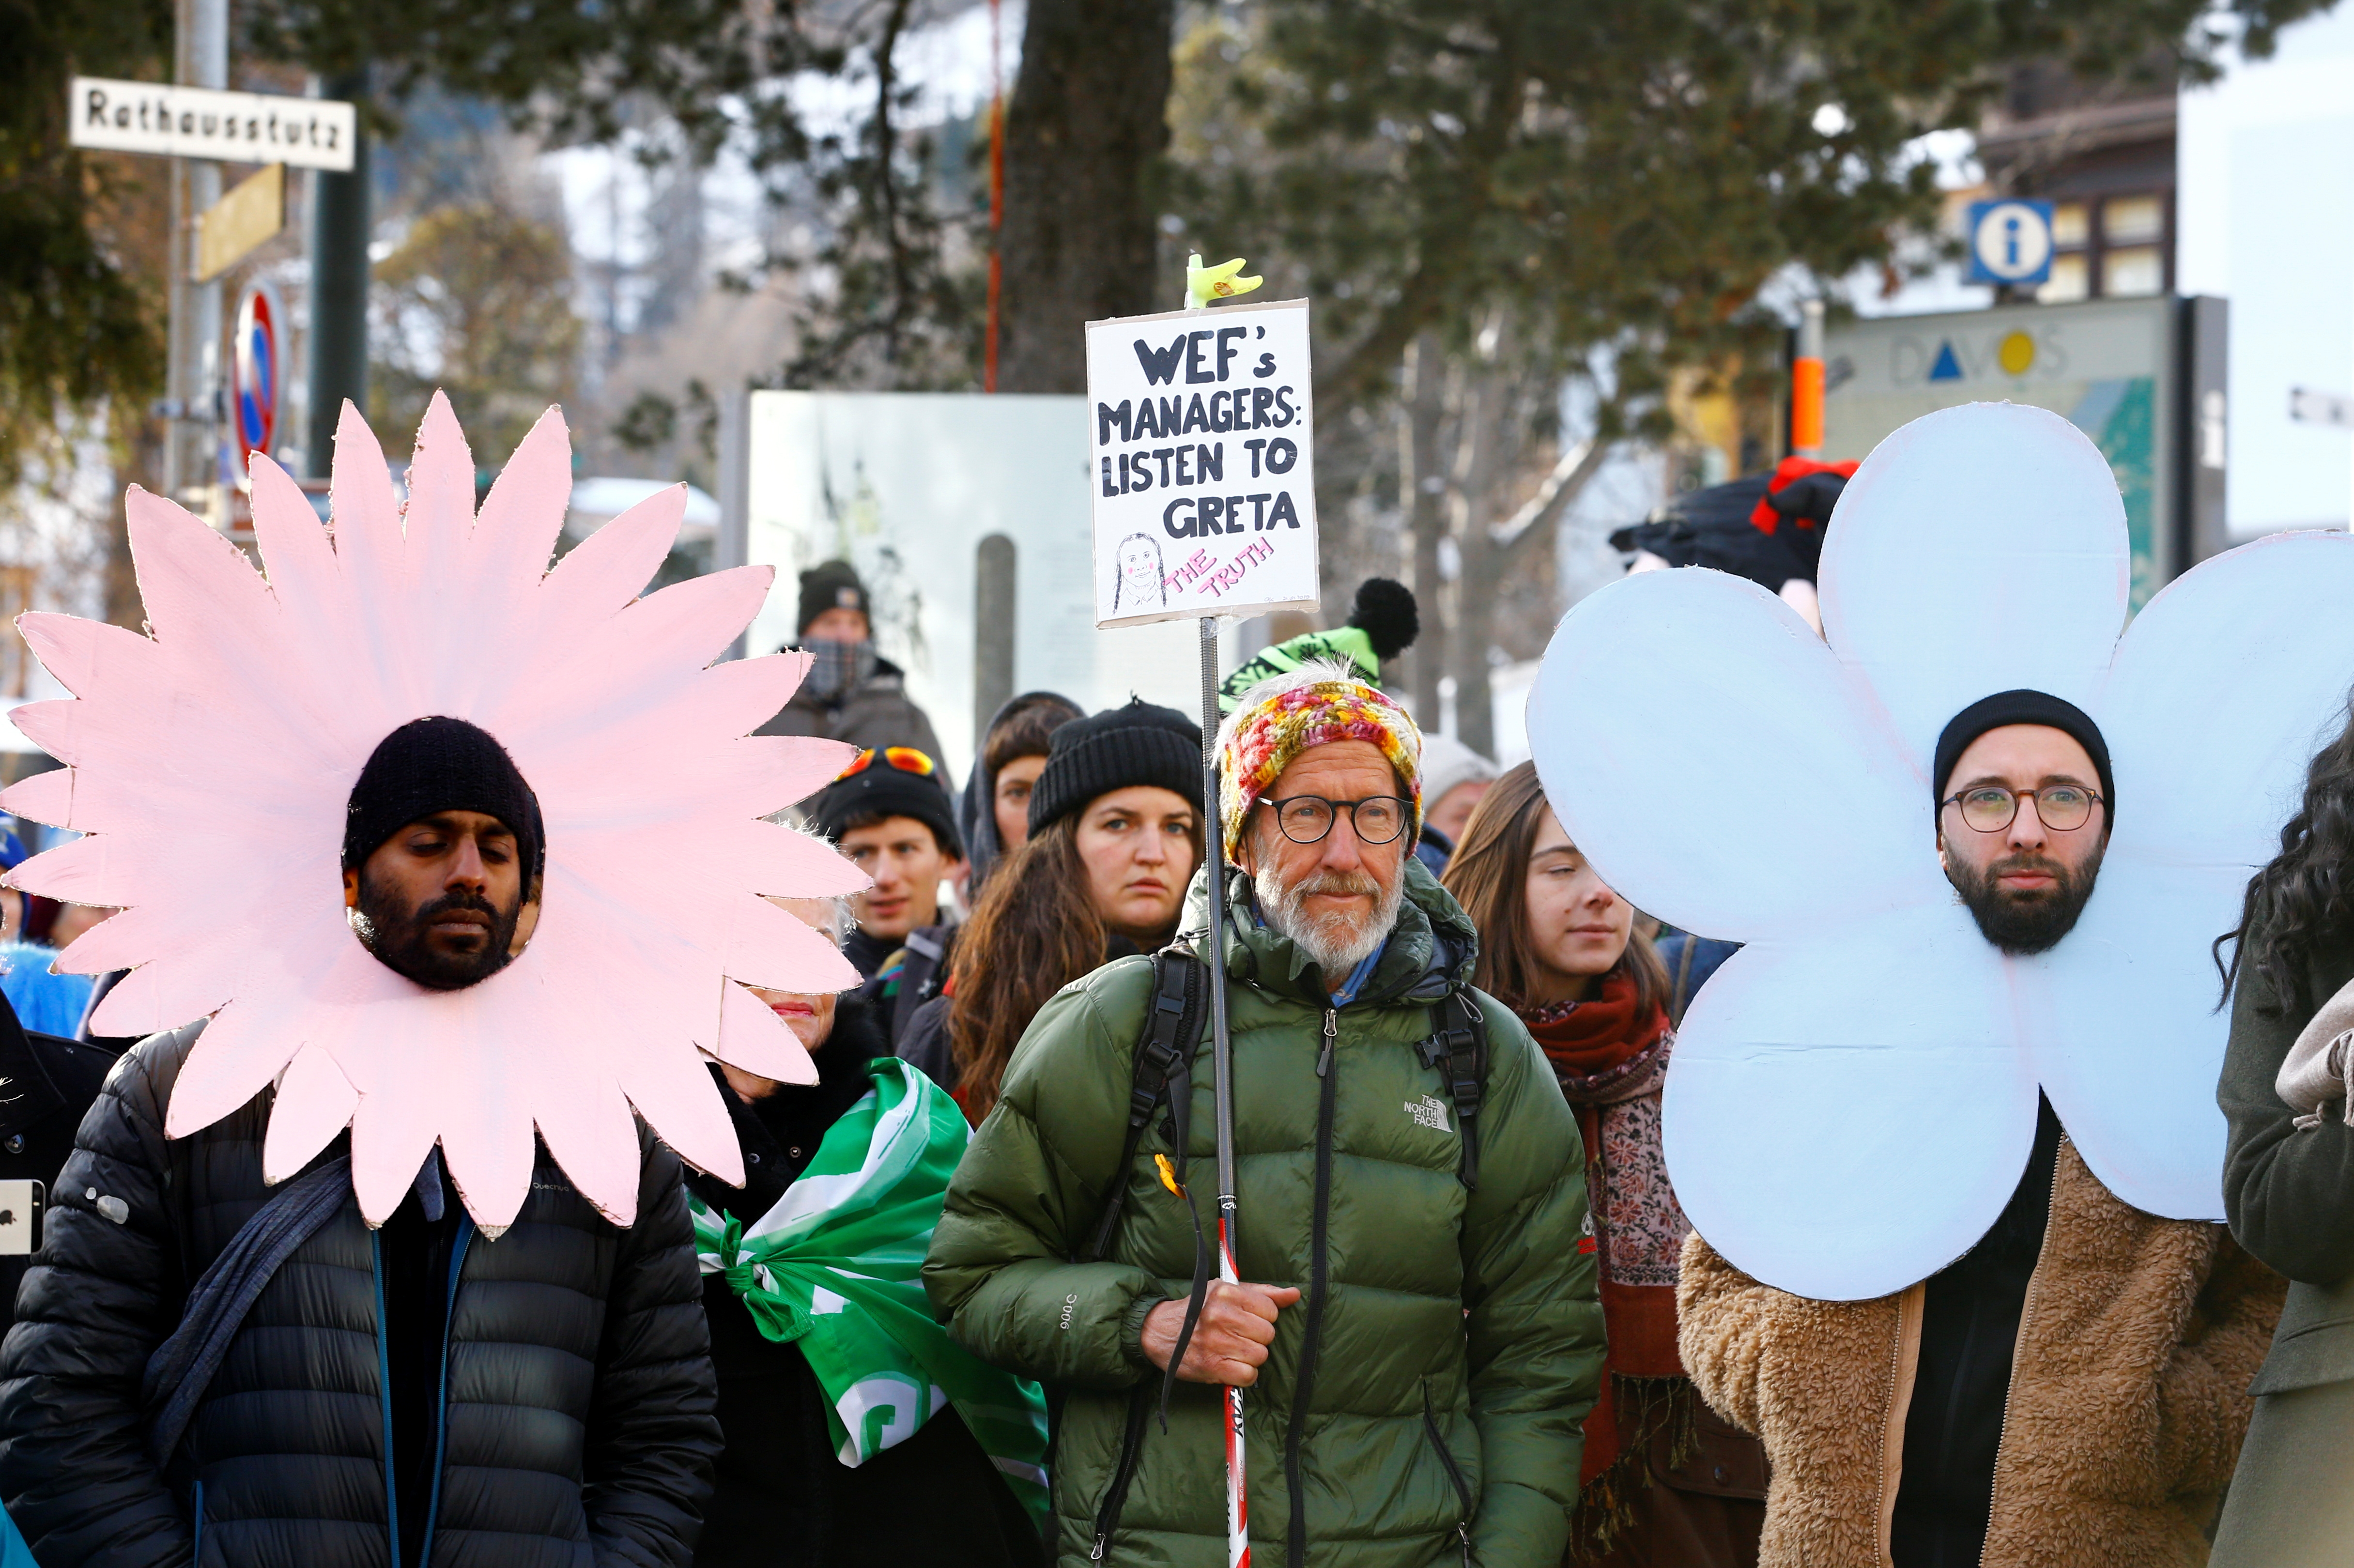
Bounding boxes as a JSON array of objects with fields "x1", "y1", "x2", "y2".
[
  {"x1": 1081, "y1": 950, "x2": 1208, "y2": 1263},
  {"x1": 1668, "y1": 934, "x2": 1700, "y2": 1029},
  {"x1": 1415, "y1": 990, "x2": 1489, "y2": 1191}
]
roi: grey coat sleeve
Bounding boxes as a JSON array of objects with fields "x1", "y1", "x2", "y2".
[{"x1": 2219, "y1": 957, "x2": 2354, "y2": 1285}]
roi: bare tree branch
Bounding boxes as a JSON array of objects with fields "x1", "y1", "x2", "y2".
[{"x1": 1488, "y1": 433, "x2": 1615, "y2": 559}]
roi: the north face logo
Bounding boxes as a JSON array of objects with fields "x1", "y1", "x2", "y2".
[{"x1": 1405, "y1": 1095, "x2": 1450, "y2": 1133}]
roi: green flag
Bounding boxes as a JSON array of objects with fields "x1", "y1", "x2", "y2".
[{"x1": 689, "y1": 1058, "x2": 1049, "y2": 1528}]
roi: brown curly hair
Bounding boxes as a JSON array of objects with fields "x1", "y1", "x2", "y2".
[{"x1": 947, "y1": 812, "x2": 1200, "y2": 1119}]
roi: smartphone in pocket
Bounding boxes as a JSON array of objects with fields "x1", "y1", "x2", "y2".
[{"x1": 0, "y1": 1179, "x2": 46, "y2": 1255}]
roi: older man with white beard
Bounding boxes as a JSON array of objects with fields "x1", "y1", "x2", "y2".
[{"x1": 926, "y1": 662, "x2": 1602, "y2": 1568}]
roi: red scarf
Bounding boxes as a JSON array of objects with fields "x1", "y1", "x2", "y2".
[
  {"x1": 1523, "y1": 969, "x2": 1666, "y2": 1079},
  {"x1": 1523, "y1": 972, "x2": 1682, "y2": 1498}
]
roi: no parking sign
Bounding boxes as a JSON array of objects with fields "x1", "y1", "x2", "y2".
[{"x1": 231, "y1": 283, "x2": 282, "y2": 489}]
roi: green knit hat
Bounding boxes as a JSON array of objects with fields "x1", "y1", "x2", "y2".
[{"x1": 1216, "y1": 578, "x2": 1418, "y2": 714}]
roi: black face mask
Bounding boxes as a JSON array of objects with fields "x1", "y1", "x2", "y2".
[
  {"x1": 1948, "y1": 842, "x2": 2107, "y2": 956},
  {"x1": 354, "y1": 873, "x2": 523, "y2": 991}
]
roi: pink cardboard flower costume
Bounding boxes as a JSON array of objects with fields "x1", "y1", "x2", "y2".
[{"x1": 0, "y1": 395, "x2": 865, "y2": 1233}]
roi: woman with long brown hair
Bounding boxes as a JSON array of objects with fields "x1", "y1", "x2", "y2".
[
  {"x1": 1444, "y1": 761, "x2": 1764, "y2": 1568},
  {"x1": 898, "y1": 700, "x2": 1203, "y2": 1122}
]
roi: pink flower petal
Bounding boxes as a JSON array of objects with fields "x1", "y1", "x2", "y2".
[
  {"x1": 16, "y1": 613, "x2": 156, "y2": 702},
  {"x1": 471, "y1": 408, "x2": 572, "y2": 597},
  {"x1": 35, "y1": 402, "x2": 855, "y2": 1232},
  {"x1": 164, "y1": 998, "x2": 302, "y2": 1138},
  {"x1": 262, "y1": 1046, "x2": 359, "y2": 1183},
  {"x1": 0, "y1": 769, "x2": 72, "y2": 830},
  {"x1": 8, "y1": 834, "x2": 139, "y2": 909},
  {"x1": 538, "y1": 487, "x2": 684, "y2": 622},
  {"x1": 723, "y1": 819, "x2": 874, "y2": 897},
  {"x1": 721, "y1": 893, "x2": 863, "y2": 994},
  {"x1": 46, "y1": 902, "x2": 170, "y2": 975},
  {"x1": 715, "y1": 982, "x2": 821, "y2": 1085},
  {"x1": 91, "y1": 956, "x2": 234, "y2": 1041}
]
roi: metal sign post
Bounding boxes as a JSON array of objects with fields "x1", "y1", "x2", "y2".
[
  {"x1": 1086, "y1": 254, "x2": 1319, "y2": 1568},
  {"x1": 69, "y1": 50, "x2": 358, "y2": 517},
  {"x1": 1193, "y1": 611, "x2": 1248, "y2": 1567},
  {"x1": 1179, "y1": 255, "x2": 1259, "y2": 1568}
]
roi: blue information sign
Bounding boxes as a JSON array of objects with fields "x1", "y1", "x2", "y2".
[{"x1": 1965, "y1": 200, "x2": 2056, "y2": 286}]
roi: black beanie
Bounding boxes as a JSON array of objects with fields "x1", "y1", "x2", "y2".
[
  {"x1": 343, "y1": 717, "x2": 544, "y2": 877},
  {"x1": 1932, "y1": 690, "x2": 2115, "y2": 813},
  {"x1": 806, "y1": 751, "x2": 963, "y2": 859},
  {"x1": 798, "y1": 560, "x2": 870, "y2": 637},
  {"x1": 1028, "y1": 700, "x2": 1204, "y2": 836}
]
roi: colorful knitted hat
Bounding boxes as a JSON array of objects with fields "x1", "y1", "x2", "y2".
[
  {"x1": 1215, "y1": 578, "x2": 1419, "y2": 714},
  {"x1": 1216, "y1": 661, "x2": 1423, "y2": 857}
]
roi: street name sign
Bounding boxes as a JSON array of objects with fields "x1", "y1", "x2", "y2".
[
  {"x1": 69, "y1": 77, "x2": 355, "y2": 172},
  {"x1": 195, "y1": 162, "x2": 285, "y2": 282},
  {"x1": 2290, "y1": 387, "x2": 2354, "y2": 431}
]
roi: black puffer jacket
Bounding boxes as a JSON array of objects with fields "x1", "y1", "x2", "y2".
[
  {"x1": 0, "y1": 999, "x2": 122, "y2": 1337},
  {"x1": 690, "y1": 995, "x2": 1038, "y2": 1568},
  {"x1": 0, "y1": 1022, "x2": 722, "y2": 1568}
]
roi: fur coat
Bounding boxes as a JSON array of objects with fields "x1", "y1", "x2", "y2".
[{"x1": 1678, "y1": 1136, "x2": 2282, "y2": 1568}]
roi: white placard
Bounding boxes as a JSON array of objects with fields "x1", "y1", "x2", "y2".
[
  {"x1": 1086, "y1": 297, "x2": 1320, "y2": 629},
  {"x1": 742, "y1": 390, "x2": 1219, "y2": 774},
  {"x1": 69, "y1": 77, "x2": 356, "y2": 172}
]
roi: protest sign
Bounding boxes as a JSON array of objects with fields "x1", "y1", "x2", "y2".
[{"x1": 1086, "y1": 297, "x2": 1319, "y2": 629}]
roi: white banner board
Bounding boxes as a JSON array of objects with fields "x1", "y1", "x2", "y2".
[
  {"x1": 1086, "y1": 298, "x2": 1319, "y2": 628},
  {"x1": 743, "y1": 391, "x2": 1219, "y2": 775},
  {"x1": 69, "y1": 77, "x2": 356, "y2": 172}
]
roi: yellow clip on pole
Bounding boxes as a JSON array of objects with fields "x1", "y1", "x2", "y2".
[{"x1": 1185, "y1": 253, "x2": 1264, "y2": 311}]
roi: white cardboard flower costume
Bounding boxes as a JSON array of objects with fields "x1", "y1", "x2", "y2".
[
  {"x1": 0, "y1": 396, "x2": 866, "y2": 1233},
  {"x1": 1530, "y1": 401, "x2": 2354, "y2": 1300}
]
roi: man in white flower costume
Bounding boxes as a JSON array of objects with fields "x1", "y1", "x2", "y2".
[
  {"x1": 0, "y1": 396, "x2": 867, "y2": 1568},
  {"x1": 1528, "y1": 402, "x2": 2354, "y2": 1568}
]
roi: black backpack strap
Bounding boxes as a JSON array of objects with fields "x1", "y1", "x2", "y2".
[
  {"x1": 1082, "y1": 950, "x2": 1208, "y2": 1264},
  {"x1": 1415, "y1": 991, "x2": 1488, "y2": 1191},
  {"x1": 1668, "y1": 934, "x2": 1700, "y2": 1030},
  {"x1": 1076, "y1": 951, "x2": 1211, "y2": 1556}
]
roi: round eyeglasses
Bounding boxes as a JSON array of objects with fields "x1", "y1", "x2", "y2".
[
  {"x1": 1259, "y1": 794, "x2": 1412, "y2": 846},
  {"x1": 1940, "y1": 783, "x2": 2104, "y2": 834}
]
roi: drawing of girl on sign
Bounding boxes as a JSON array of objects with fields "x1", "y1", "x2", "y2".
[{"x1": 1112, "y1": 532, "x2": 1165, "y2": 615}]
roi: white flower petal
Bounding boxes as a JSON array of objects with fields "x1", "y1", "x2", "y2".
[
  {"x1": 2098, "y1": 529, "x2": 2354, "y2": 867},
  {"x1": 2041, "y1": 527, "x2": 2354, "y2": 1221},
  {"x1": 1530, "y1": 566, "x2": 1933, "y2": 940},
  {"x1": 1821, "y1": 404, "x2": 2126, "y2": 763},
  {"x1": 2030, "y1": 860, "x2": 2231, "y2": 1221},
  {"x1": 1664, "y1": 905, "x2": 2037, "y2": 1300}
]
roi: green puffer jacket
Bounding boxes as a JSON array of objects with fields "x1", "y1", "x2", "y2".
[{"x1": 924, "y1": 858, "x2": 1603, "y2": 1567}]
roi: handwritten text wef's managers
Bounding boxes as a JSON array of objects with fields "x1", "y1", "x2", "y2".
[{"x1": 1097, "y1": 327, "x2": 1305, "y2": 539}]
